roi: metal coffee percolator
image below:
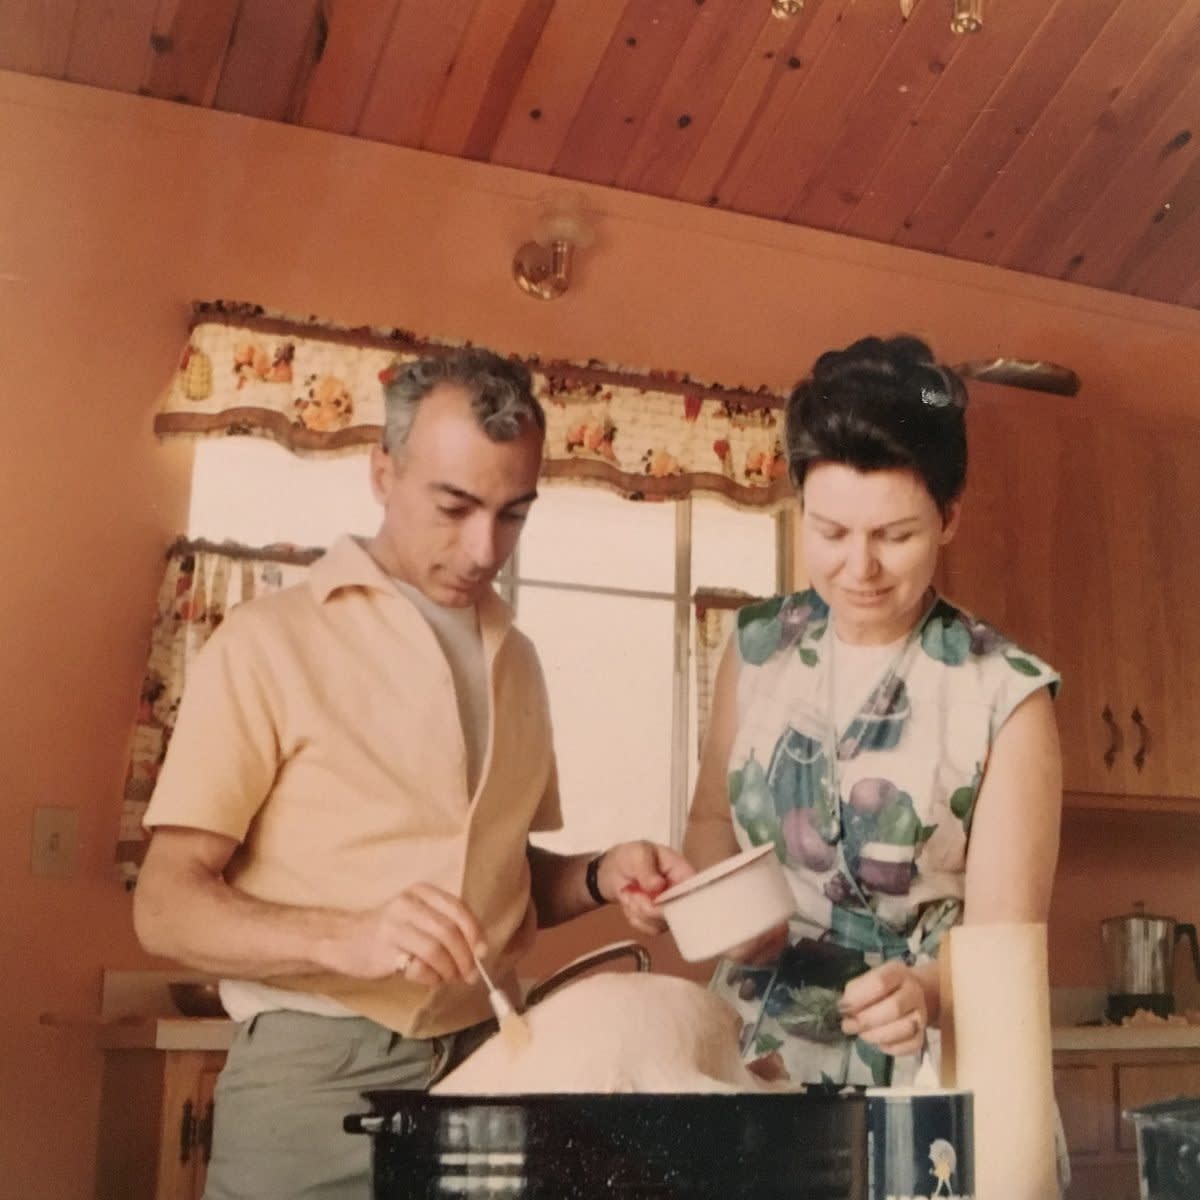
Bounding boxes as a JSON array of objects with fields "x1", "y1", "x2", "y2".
[{"x1": 1101, "y1": 902, "x2": 1200, "y2": 1022}]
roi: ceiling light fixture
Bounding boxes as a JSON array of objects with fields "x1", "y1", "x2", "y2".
[
  {"x1": 770, "y1": 0, "x2": 805, "y2": 15},
  {"x1": 950, "y1": 0, "x2": 983, "y2": 33}
]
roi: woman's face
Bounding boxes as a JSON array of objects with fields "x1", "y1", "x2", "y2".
[{"x1": 800, "y1": 462, "x2": 960, "y2": 645}]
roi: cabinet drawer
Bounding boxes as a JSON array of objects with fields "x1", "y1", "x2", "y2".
[{"x1": 1115, "y1": 1061, "x2": 1200, "y2": 1152}]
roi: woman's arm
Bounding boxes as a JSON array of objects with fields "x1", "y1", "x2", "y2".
[
  {"x1": 841, "y1": 685, "x2": 1063, "y2": 1052},
  {"x1": 684, "y1": 637, "x2": 789, "y2": 964},
  {"x1": 962, "y1": 685, "x2": 1063, "y2": 923}
]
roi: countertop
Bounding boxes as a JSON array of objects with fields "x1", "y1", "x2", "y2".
[
  {"x1": 95, "y1": 1017, "x2": 236, "y2": 1052},
  {"x1": 77, "y1": 971, "x2": 1200, "y2": 1054},
  {"x1": 1050, "y1": 1024, "x2": 1200, "y2": 1052},
  {"x1": 86, "y1": 1017, "x2": 1200, "y2": 1055}
]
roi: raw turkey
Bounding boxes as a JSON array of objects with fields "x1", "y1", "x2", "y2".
[{"x1": 433, "y1": 972, "x2": 772, "y2": 1095}]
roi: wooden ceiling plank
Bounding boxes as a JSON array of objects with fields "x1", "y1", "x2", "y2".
[
  {"x1": 1111, "y1": 151, "x2": 1200, "y2": 304},
  {"x1": 488, "y1": 1, "x2": 628, "y2": 175},
  {"x1": 551, "y1": 0, "x2": 709, "y2": 186},
  {"x1": 613, "y1": 0, "x2": 768, "y2": 198},
  {"x1": 891, "y1": 0, "x2": 1125, "y2": 254},
  {"x1": 789, "y1": 0, "x2": 967, "y2": 232},
  {"x1": 142, "y1": 0, "x2": 241, "y2": 107},
  {"x1": 424, "y1": 0, "x2": 555, "y2": 161},
  {"x1": 65, "y1": 0, "x2": 159, "y2": 90},
  {"x1": 672, "y1": 11, "x2": 818, "y2": 206},
  {"x1": 843, "y1": 0, "x2": 1060, "y2": 245},
  {"x1": 211, "y1": 0, "x2": 324, "y2": 121},
  {"x1": 729, "y1": 0, "x2": 905, "y2": 219},
  {"x1": 947, "y1": 0, "x2": 1191, "y2": 265},
  {"x1": 996, "y1": 0, "x2": 1200, "y2": 276},
  {"x1": 1022, "y1": 64, "x2": 1200, "y2": 289},
  {"x1": 1178, "y1": 254, "x2": 1200, "y2": 308},
  {"x1": 0, "y1": 0, "x2": 78, "y2": 75},
  {"x1": 355, "y1": 0, "x2": 478, "y2": 148},
  {"x1": 296, "y1": 0, "x2": 404, "y2": 135},
  {"x1": 685, "y1": 0, "x2": 851, "y2": 213}
]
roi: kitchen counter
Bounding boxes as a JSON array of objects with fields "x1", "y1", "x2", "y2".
[
  {"x1": 97, "y1": 1017, "x2": 236, "y2": 1052},
  {"x1": 90, "y1": 1016, "x2": 1200, "y2": 1055},
  {"x1": 1051, "y1": 1023, "x2": 1200, "y2": 1052}
]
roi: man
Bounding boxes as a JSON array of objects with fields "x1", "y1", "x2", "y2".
[{"x1": 134, "y1": 348, "x2": 692, "y2": 1199}]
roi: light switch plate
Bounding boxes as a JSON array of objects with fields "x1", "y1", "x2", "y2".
[{"x1": 31, "y1": 806, "x2": 79, "y2": 878}]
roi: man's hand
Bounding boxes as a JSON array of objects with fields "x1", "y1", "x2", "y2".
[
  {"x1": 837, "y1": 959, "x2": 931, "y2": 1057},
  {"x1": 325, "y1": 882, "x2": 486, "y2": 987},
  {"x1": 595, "y1": 840, "x2": 695, "y2": 935}
]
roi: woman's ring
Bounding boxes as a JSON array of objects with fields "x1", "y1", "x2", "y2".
[{"x1": 396, "y1": 951, "x2": 412, "y2": 974}]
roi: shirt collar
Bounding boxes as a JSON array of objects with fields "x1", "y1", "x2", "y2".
[{"x1": 309, "y1": 534, "x2": 514, "y2": 640}]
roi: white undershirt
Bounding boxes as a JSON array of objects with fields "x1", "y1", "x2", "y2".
[
  {"x1": 392, "y1": 578, "x2": 489, "y2": 797},
  {"x1": 220, "y1": 577, "x2": 492, "y2": 1023},
  {"x1": 829, "y1": 632, "x2": 907, "y2": 731}
]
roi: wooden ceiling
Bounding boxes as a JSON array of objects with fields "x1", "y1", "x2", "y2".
[{"x1": 4, "y1": 0, "x2": 1200, "y2": 308}]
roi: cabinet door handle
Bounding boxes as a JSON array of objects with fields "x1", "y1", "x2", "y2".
[
  {"x1": 1101, "y1": 705, "x2": 1122, "y2": 769},
  {"x1": 1131, "y1": 706, "x2": 1150, "y2": 771},
  {"x1": 179, "y1": 1099, "x2": 195, "y2": 1165},
  {"x1": 198, "y1": 1101, "x2": 215, "y2": 1164}
]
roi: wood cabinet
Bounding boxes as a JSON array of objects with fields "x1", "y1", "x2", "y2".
[
  {"x1": 940, "y1": 391, "x2": 1200, "y2": 804},
  {"x1": 95, "y1": 1049, "x2": 225, "y2": 1200},
  {"x1": 1055, "y1": 1047, "x2": 1200, "y2": 1199}
]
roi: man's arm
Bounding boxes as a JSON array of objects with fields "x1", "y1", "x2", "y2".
[
  {"x1": 134, "y1": 825, "x2": 485, "y2": 986},
  {"x1": 527, "y1": 840, "x2": 694, "y2": 934}
]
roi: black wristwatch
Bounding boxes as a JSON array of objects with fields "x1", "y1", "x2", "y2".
[{"x1": 585, "y1": 854, "x2": 608, "y2": 907}]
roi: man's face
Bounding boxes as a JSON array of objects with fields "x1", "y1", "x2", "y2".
[{"x1": 368, "y1": 383, "x2": 542, "y2": 607}]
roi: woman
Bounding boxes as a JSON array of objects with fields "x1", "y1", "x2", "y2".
[{"x1": 684, "y1": 335, "x2": 1062, "y2": 1087}]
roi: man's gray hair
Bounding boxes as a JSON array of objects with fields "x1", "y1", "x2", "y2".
[{"x1": 380, "y1": 348, "x2": 545, "y2": 453}]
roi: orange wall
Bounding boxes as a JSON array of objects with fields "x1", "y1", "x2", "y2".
[
  {"x1": 1052, "y1": 810, "x2": 1200, "y2": 1012},
  {"x1": 3, "y1": 70, "x2": 1200, "y2": 1198}
]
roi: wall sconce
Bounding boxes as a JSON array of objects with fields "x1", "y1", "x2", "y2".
[
  {"x1": 950, "y1": 0, "x2": 983, "y2": 32},
  {"x1": 512, "y1": 208, "x2": 594, "y2": 301}
]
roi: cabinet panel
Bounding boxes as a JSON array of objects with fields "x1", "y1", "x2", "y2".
[
  {"x1": 1055, "y1": 1062, "x2": 1111, "y2": 1156},
  {"x1": 97, "y1": 1049, "x2": 226, "y2": 1200},
  {"x1": 945, "y1": 393, "x2": 1123, "y2": 794},
  {"x1": 1067, "y1": 1159, "x2": 1139, "y2": 1200},
  {"x1": 944, "y1": 395, "x2": 1200, "y2": 802},
  {"x1": 1112, "y1": 428, "x2": 1200, "y2": 796},
  {"x1": 1115, "y1": 1060, "x2": 1200, "y2": 1152},
  {"x1": 191, "y1": 1055, "x2": 222, "y2": 1199}
]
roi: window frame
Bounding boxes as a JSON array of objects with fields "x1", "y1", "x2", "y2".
[{"x1": 501, "y1": 500, "x2": 793, "y2": 847}]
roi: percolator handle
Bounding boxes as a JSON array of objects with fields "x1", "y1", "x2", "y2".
[{"x1": 1174, "y1": 923, "x2": 1200, "y2": 981}]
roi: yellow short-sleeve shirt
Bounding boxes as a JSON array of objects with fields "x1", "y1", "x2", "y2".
[{"x1": 143, "y1": 536, "x2": 562, "y2": 1037}]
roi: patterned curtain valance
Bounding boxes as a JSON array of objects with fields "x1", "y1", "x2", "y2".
[{"x1": 156, "y1": 301, "x2": 793, "y2": 508}]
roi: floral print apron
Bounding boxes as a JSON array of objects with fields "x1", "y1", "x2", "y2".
[{"x1": 710, "y1": 590, "x2": 1059, "y2": 1087}]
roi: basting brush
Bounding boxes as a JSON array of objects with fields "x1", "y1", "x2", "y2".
[{"x1": 472, "y1": 947, "x2": 531, "y2": 1050}]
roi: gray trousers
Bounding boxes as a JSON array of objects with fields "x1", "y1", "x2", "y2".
[{"x1": 202, "y1": 1011, "x2": 456, "y2": 1200}]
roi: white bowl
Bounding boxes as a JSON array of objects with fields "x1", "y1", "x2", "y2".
[{"x1": 657, "y1": 844, "x2": 795, "y2": 962}]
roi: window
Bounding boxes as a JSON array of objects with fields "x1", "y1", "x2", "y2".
[{"x1": 187, "y1": 438, "x2": 783, "y2": 851}]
